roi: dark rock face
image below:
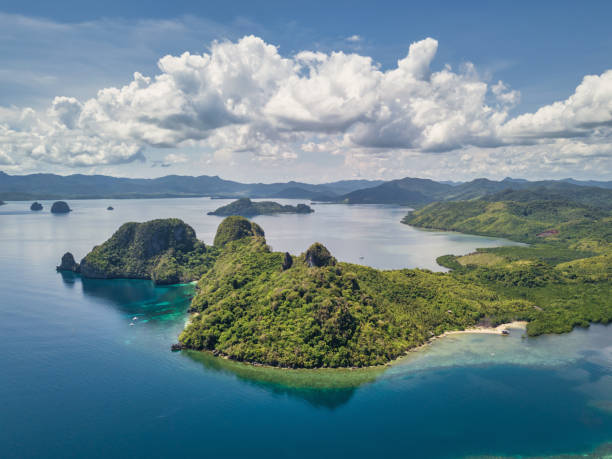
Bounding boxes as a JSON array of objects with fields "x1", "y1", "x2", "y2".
[
  {"x1": 296, "y1": 203, "x2": 314, "y2": 214},
  {"x1": 282, "y1": 252, "x2": 293, "y2": 270},
  {"x1": 304, "y1": 243, "x2": 336, "y2": 267},
  {"x1": 213, "y1": 216, "x2": 265, "y2": 247},
  {"x1": 79, "y1": 219, "x2": 199, "y2": 280},
  {"x1": 170, "y1": 343, "x2": 185, "y2": 352},
  {"x1": 56, "y1": 252, "x2": 80, "y2": 272},
  {"x1": 30, "y1": 202, "x2": 43, "y2": 211},
  {"x1": 51, "y1": 201, "x2": 71, "y2": 213}
]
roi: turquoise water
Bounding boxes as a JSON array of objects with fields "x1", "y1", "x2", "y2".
[{"x1": 0, "y1": 198, "x2": 610, "y2": 458}]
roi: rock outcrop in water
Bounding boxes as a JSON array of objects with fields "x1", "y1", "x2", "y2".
[
  {"x1": 208, "y1": 198, "x2": 314, "y2": 217},
  {"x1": 30, "y1": 202, "x2": 43, "y2": 211},
  {"x1": 78, "y1": 218, "x2": 217, "y2": 285},
  {"x1": 50, "y1": 201, "x2": 71, "y2": 213},
  {"x1": 56, "y1": 252, "x2": 80, "y2": 272}
]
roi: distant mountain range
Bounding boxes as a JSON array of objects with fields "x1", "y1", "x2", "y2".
[
  {"x1": 0, "y1": 171, "x2": 380, "y2": 201},
  {"x1": 1, "y1": 171, "x2": 611, "y2": 209},
  {"x1": 327, "y1": 176, "x2": 612, "y2": 209}
]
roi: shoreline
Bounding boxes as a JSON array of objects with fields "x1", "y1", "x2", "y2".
[
  {"x1": 178, "y1": 319, "x2": 529, "y2": 372},
  {"x1": 399, "y1": 321, "x2": 528, "y2": 360},
  {"x1": 440, "y1": 321, "x2": 527, "y2": 337}
]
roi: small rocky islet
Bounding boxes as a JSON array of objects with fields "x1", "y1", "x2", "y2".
[
  {"x1": 56, "y1": 252, "x2": 79, "y2": 272},
  {"x1": 30, "y1": 202, "x2": 43, "y2": 211},
  {"x1": 50, "y1": 201, "x2": 71, "y2": 213},
  {"x1": 207, "y1": 197, "x2": 314, "y2": 217}
]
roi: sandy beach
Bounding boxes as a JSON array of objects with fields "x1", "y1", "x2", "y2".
[{"x1": 441, "y1": 321, "x2": 528, "y2": 337}]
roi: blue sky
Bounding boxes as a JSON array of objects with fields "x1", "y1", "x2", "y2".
[{"x1": 1, "y1": 0, "x2": 612, "y2": 182}]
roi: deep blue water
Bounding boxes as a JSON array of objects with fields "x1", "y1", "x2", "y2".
[{"x1": 1, "y1": 198, "x2": 610, "y2": 458}]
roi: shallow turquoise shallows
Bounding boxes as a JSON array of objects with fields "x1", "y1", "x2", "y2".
[{"x1": 0, "y1": 198, "x2": 610, "y2": 459}]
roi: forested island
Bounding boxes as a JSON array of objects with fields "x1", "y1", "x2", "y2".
[
  {"x1": 208, "y1": 198, "x2": 313, "y2": 217},
  {"x1": 58, "y1": 194, "x2": 611, "y2": 368}
]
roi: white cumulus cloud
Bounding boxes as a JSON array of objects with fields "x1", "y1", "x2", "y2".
[{"x1": 1, "y1": 34, "x2": 611, "y2": 177}]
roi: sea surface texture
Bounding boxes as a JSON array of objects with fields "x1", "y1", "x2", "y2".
[{"x1": 1, "y1": 198, "x2": 610, "y2": 458}]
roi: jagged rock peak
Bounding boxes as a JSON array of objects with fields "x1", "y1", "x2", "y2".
[
  {"x1": 304, "y1": 243, "x2": 336, "y2": 267},
  {"x1": 282, "y1": 252, "x2": 293, "y2": 270},
  {"x1": 56, "y1": 252, "x2": 80, "y2": 272}
]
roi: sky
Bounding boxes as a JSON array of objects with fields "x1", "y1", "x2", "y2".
[{"x1": 1, "y1": 0, "x2": 612, "y2": 183}]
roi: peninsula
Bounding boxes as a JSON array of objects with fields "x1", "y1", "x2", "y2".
[
  {"x1": 403, "y1": 194, "x2": 611, "y2": 336},
  {"x1": 207, "y1": 198, "x2": 314, "y2": 217}
]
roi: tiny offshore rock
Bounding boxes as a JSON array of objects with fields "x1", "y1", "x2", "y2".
[
  {"x1": 56, "y1": 252, "x2": 80, "y2": 272},
  {"x1": 51, "y1": 201, "x2": 71, "y2": 213}
]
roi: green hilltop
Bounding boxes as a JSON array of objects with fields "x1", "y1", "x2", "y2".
[{"x1": 78, "y1": 219, "x2": 218, "y2": 284}]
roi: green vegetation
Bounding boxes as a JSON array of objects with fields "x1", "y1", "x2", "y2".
[
  {"x1": 456, "y1": 252, "x2": 505, "y2": 267},
  {"x1": 404, "y1": 198, "x2": 612, "y2": 338},
  {"x1": 79, "y1": 219, "x2": 217, "y2": 285},
  {"x1": 213, "y1": 215, "x2": 264, "y2": 247},
  {"x1": 178, "y1": 217, "x2": 532, "y2": 368},
  {"x1": 483, "y1": 186, "x2": 612, "y2": 210},
  {"x1": 403, "y1": 199, "x2": 611, "y2": 246},
  {"x1": 208, "y1": 198, "x2": 314, "y2": 217}
]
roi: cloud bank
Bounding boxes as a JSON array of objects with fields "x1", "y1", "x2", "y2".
[{"x1": 1, "y1": 35, "x2": 611, "y2": 177}]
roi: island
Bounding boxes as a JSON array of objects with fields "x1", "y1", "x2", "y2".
[
  {"x1": 30, "y1": 202, "x2": 43, "y2": 211},
  {"x1": 107, "y1": 206, "x2": 114, "y2": 211},
  {"x1": 207, "y1": 198, "x2": 314, "y2": 217},
  {"x1": 50, "y1": 201, "x2": 71, "y2": 213},
  {"x1": 77, "y1": 219, "x2": 218, "y2": 284},
  {"x1": 0, "y1": 200, "x2": 4, "y2": 206}
]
